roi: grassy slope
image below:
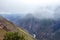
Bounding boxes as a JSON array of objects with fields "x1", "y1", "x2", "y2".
[
  {"x1": 17, "y1": 27, "x2": 35, "y2": 40},
  {"x1": 0, "y1": 16, "x2": 35, "y2": 40},
  {"x1": 0, "y1": 29, "x2": 6, "y2": 40}
]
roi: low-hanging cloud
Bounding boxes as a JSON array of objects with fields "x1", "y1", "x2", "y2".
[{"x1": 0, "y1": 0, "x2": 60, "y2": 13}]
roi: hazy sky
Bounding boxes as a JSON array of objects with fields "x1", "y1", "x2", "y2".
[{"x1": 0, "y1": 0, "x2": 60, "y2": 14}]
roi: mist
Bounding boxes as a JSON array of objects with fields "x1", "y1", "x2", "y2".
[{"x1": 0, "y1": 0, "x2": 60, "y2": 19}]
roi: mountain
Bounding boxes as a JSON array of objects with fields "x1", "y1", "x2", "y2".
[
  {"x1": 0, "y1": 16, "x2": 35, "y2": 40},
  {"x1": 1, "y1": 6, "x2": 60, "y2": 40},
  {"x1": 2, "y1": 13, "x2": 60, "y2": 40},
  {"x1": 15, "y1": 17, "x2": 60, "y2": 40}
]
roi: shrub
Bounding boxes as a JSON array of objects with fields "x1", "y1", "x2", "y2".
[{"x1": 3, "y1": 32, "x2": 25, "y2": 40}]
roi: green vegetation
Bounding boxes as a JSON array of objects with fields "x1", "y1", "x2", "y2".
[{"x1": 3, "y1": 32, "x2": 25, "y2": 40}]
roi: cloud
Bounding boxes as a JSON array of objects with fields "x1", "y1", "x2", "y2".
[{"x1": 0, "y1": 0, "x2": 60, "y2": 14}]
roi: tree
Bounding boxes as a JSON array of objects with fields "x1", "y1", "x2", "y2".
[{"x1": 3, "y1": 32, "x2": 25, "y2": 40}]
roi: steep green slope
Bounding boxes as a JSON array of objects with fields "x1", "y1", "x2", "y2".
[{"x1": 0, "y1": 16, "x2": 35, "y2": 40}]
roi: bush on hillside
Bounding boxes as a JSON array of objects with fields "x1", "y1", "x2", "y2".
[{"x1": 3, "y1": 32, "x2": 25, "y2": 40}]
